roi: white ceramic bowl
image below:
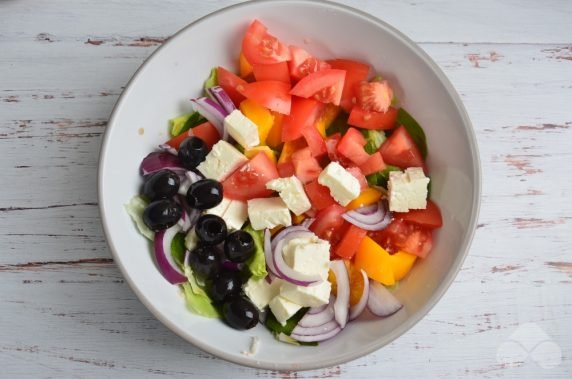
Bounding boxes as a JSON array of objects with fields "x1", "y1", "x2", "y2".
[{"x1": 98, "y1": 0, "x2": 480, "y2": 370}]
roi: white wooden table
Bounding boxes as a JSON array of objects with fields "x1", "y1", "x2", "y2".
[{"x1": 1, "y1": 0, "x2": 571, "y2": 377}]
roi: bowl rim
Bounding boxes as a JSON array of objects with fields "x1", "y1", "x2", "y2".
[{"x1": 98, "y1": 0, "x2": 481, "y2": 371}]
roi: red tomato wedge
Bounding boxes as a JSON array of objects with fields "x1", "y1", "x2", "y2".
[
  {"x1": 222, "y1": 152, "x2": 279, "y2": 200},
  {"x1": 395, "y1": 200, "x2": 443, "y2": 229},
  {"x1": 288, "y1": 46, "x2": 331, "y2": 82},
  {"x1": 310, "y1": 204, "x2": 347, "y2": 244},
  {"x1": 348, "y1": 106, "x2": 398, "y2": 130},
  {"x1": 165, "y1": 122, "x2": 220, "y2": 150},
  {"x1": 327, "y1": 59, "x2": 370, "y2": 112},
  {"x1": 217, "y1": 67, "x2": 247, "y2": 106},
  {"x1": 355, "y1": 80, "x2": 393, "y2": 113},
  {"x1": 335, "y1": 225, "x2": 367, "y2": 259},
  {"x1": 325, "y1": 133, "x2": 351, "y2": 166},
  {"x1": 379, "y1": 125, "x2": 425, "y2": 168},
  {"x1": 301, "y1": 123, "x2": 326, "y2": 157},
  {"x1": 291, "y1": 147, "x2": 322, "y2": 184},
  {"x1": 346, "y1": 166, "x2": 368, "y2": 190},
  {"x1": 369, "y1": 219, "x2": 433, "y2": 258},
  {"x1": 304, "y1": 179, "x2": 337, "y2": 211},
  {"x1": 290, "y1": 69, "x2": 346, "y2": 106},
  {"x1": 359, "y1": 152, "x2": 386, "y2": 175},
  {"x1": 336, "y1": 127, "x2": 370, "y2": 166},
  {"x1": 252, "y1": 62, "x2": 291, "y2": 83},
  {"x1": 242, "y1": 20, "x2": 291, "y2": 65},
  {"x1": 281, "y1": 97, "x2": 323, "y2": 141},
  {"x1": 238, "y1": 80, "x2": 292, "y2": 115}
]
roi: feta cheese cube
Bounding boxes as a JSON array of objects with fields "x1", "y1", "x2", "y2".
[
  {"x1": 247, "y1": 197, "x2": 292, "y2": 230},
  {"x1": 280, "y1": 280, "x2": 331, "y2": 307},
  {"x1": 268, "y1": 295, "x2": 302, "y2": 326},
  {"x1": 223, "y1": 200, "x2": 248, "y2": 230},
  {"x1": 224, "y1": 109, "x2": 260, "y2": 149},
  {"x1": 282, "y1": 236, "x2": 330, "y2": 280},
  {"x1": 205, "y1": 197, "x2": 231, "y2": 218},
  {"x1": 244, "y1": 277, "x2": 282, "y2": 311},
  {"x1": 388, "y1": 167, "x2": 430, "y2": 212},
  {"x1": 266, "y1": 176, "x2": 312, "y2": 216},
  {"x1": 318, "y1": 162, "x2": 360, "y2": 206},
  {"x1": 197, "y1": 140, "x2": 248, "y2": 181}
]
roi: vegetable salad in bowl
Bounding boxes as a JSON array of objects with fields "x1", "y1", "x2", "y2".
[{"x1": 126, "y1": 19, "x2": 443, "y2": 345}]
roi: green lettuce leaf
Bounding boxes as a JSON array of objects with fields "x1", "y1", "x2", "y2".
[
  {"x1": 124, "y1": 195, "x2": 154, "y2": 240},
  {"x1": 171, "y1": 233, "x2": 186, "y2": 267},
  {"x1": 243, "y1": 224, "x2": 267, "y2": 280},
  {"x1": 182, "y1": 265, "x2": 219, "y2": 318},
  {"x1": 396, "y1": 108, "x2": 428, "y2": 159},
  {"x1": 325, "y1": 112, "x2": 350, "y2": 136},
  {"x1": 204, "y1": 67, "x2": 218, "y2": 94},
  {"x1": 366, "y1": 165, "x2": 401, "y2": 188},
  {"x1": 361, "y1": 130, "x2": 386, "y2": 154}
]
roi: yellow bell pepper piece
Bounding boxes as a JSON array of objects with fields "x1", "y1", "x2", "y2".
[
  {"x1": 292, "y1": 213, "x2": 306, "y2": 225},
  {"x1": 389, "y1": 251, "x2": 417, "y2": 281},
  {"x1": 278, "y1": 138, "x2": 305, "y2": 165},
  {"x1": 265, "y1": 112, "x2": 284, "y2": 149},
  {"x1": 244, "y1": 146, "x2": 277, "y2": 163},
  {"x1": 315, "y1": 104, "x2": 341, "y2": 137},
  {"x1": 346, "y1": 187, "x2": 382, "y2": 210},
  {"x1": 239, "y1": 52, "x2": 253, "y2": 78},
  {"x1": 240, "y1": 99, "x2": 275, "y2": 145},
  {"x1": 270, "y1": 225, "x2": 284, "y2": 236},
  {"x1": 354, "y1": 236, "x2": 395, "y2": 286}
]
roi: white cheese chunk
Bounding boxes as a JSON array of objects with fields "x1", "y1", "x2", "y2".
[
  {"x1": 223, "y1": 200, "x2": 248, "y2": 231},
  {"x1": 266, "y1": 176, "x2": 312, "y2": 216},
  {"x1": 204, "y1": 197, "x2": 232, "y2": 218},
  {"x1": 243, "y1": 277, "x2": 282, "y2": 311},
  {"x1": 282, "y1": 237, "x2": 330, "y2": 280},
  {"x1": 388, "y1": 167, "x2": 430, "y2": 212},
  {"x1": 269, "y1": 296, "x2": 302, "y2": 326},
  {"x1": 224, "y1": 109, "x2": 260, "y2": 149},
  {"x1": 280, "y1": 280, "x2": 331, "y2": 308},
  {"x1": 318, "y1": 162, "x2": 360, "y2": 206},
  {"x1": 247, "y1": 197, "x2": 292, "y2": 230},
  {"x1": 196, "y1": 140, "x2": 248, "y2": 181}
]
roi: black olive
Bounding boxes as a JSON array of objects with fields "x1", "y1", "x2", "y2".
[
  {"x1": 188, "y1": 245, "x2": 222, "y2": 278},
  {"x1": 141, "y1": 169, "x2": 180, "y2": 200},
  {"x1": 222, "y1": 296, "x2": 259, "y2": 330},
  {"x1": 195, "y1": 214, "x2": 228, "y2": 245},
  {"x1": 178, "y1": 136, "x2": 208, "y2": 170},
  {"x1": 224, "y1": 231, "x2": 255, "y2": 263},
  {"x1": 207, "y1": 271, "x2": 243, "y2": 303},
  {"x1": 142, "y1": 199, "x2": 182, "y2": 231},
  {"x1": 186, "y1": 179, "x2": 223, "y2": 210}
]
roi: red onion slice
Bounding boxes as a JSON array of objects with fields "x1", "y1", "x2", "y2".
[
  {"x1": 329, "y1": 260, "x2": 350, "y2": 328},
  {"x1": 263, "y1": 229, "x2": 282, "y2": 279},
  {"x1": 298, "y1": 301, "x2": 335, "y2": 328},
  {"x1": 290, "y1": 325, "x2": 342, "y2": 342},
  {"x1": 207, "y1": 86, "x2": 236, "y2": 114},
  {"x1": 342, "y1": 201, "x2": 392, "y2": 231},
  {"x1": 292, "y1": 320, "x2": 339, "y2": 336},
  {"x1": 367, "y1": 280, "x2": 403, "y2": 317},
  {"x1": 154, "y1": 224, "x2": 187, "y2": 284},
  {"x1": 307, "y1": 303, "x2": 328, "y2": 315},
  {"x1": 178, "y1": 170, "x2": 203, "y2": 196},
  {"x1": 191, "y1": 97, "x2": 227, "y2": 138},
  {"x1": 300, "y1": 217, "x2": 315, "y2": 229},
  {"x1": 272, "y1": 230, "x2": 322, "y2": 286},
  {"x1": 271, "y1": 225, "x2": 309, "y2": 251},
  {"x1": 349, "y1": 269, "x2": 369, "y2": 320},
  {"x1": 157, "y1": 143, "x2": 178, "y2": 155},
  {"x1": 140, "y1": 152, "x2": 186, "y2": 176}
]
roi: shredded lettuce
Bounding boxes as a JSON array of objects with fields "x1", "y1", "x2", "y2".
[
  {"x1": 362, "y1": 130, "x2": 386, "y2": 154},
  {"x1": 182, "y1": 265, "x2": 219, "y2": 318},
  {"x1": 396, "y1": 108, "x2": 428, "y2": 159},
  {"x1": 204, "y1": 67, "x2": 218, "y2": 94},
  {"x1": 366, "y1": 165, "x2": 401, "y2": 189},
  {"x1": 169, "y1": 111, "x2": 206, "y2": 137},
  {"x1": 124, "y1": 195, "x2": 154, "y2": 240},
  {"x1": 243, "y1": 224, "x2": 267, "y2": 280},
  {"x1": 171, "y1": 233, "x2": 186, "y2": 267}
]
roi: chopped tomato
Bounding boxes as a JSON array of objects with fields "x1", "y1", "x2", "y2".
[
  {"x1": 346, "y1": 187, "x2": 382, "y2": 210},
  {"x1": 346, "y1": 166, "x2": 368, "y2": 190},
  {"x1": 354, "y1": 236, "x2": 395, "y2": 285},
  {"x1": 348, "y1": 106, "x2": 398, "y2": 130},
  {"x1": 238, "y1": 80, "x2": 292, "y2": 115},
  {"x1": 290, "y1": 69, "x2": 346, "y2": 106},
  {"x1": 278, "y1": 138, "x2": 306, "y2": 163},
  {"x1": 334, "y1": 225, "x2": 367, "y2": 259},
  {"x1": 222, "y1": 152, "x2": 279, "y2": 201},
  {"x1": 355, "y1": 80, "x2": 393, "y2": 113},
  {"x1": 369, "y1": 219, "x2": 433, "y2": 258},
  {"x1": 291, "y1": 147, "x2": 322, "y2": 184},
  {"x1": 325, "y1": 133, "x2": 351, "y2": 166},
  {"x1": 304, "y1": 179, "x2": 337, "y2": 211},
  {"x1": 309, "y1": 204, "x2": 347, "y2": 244},
  {"x1": 277, "y1": 161, "x2": 295, "y2": 177},
  {"x1": 252, "y1": 61, "x2": 291, "y2": 83},
  {"x1": 281, "y1": 97, "x2": 323, "y2": 141},
  {"x1": 165, "y1": 121, "x2": 219, "y2": 150},
  {"x1": 241, "y1": 20, "x2": 291, "y2": 65},
  {"x1": 288, "y1": 46, "x2": 331, "y2": 81},
  {"x1": 359, "y1": 152, "x2": 386, "y2": 175},
  {"x1": 239, "y1": 51, "x2": 253, "y2": 79},
  {"x1": 265, "y1": 112, "x2": 284, "y2": 149},
  {"x1": 379, "y1": 125, "x2": 425, "y2": 168},
  {"x1": 395, "y1": 200, "x2": 443, "y2": 229},
  {"x1": 217, "y1": 67, "x2": 247, "y2": 106},
  {"x1": 327, "y1": 59, "x2": 370, "y2": 112},
  {"x1": 336, "y1": 127, "x2": 370, "y2": 166},
  {"x1": 301, "y1": 123, "x2": 326, "y2": 157}
]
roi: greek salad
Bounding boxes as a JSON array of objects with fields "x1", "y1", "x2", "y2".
[{"x1": 126, "y1": 20, "x2": 443, "y2": 345}]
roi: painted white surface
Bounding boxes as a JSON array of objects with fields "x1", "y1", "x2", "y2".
[{"x1": 0, "y1": 0, "x2": 571, "y2": 377}]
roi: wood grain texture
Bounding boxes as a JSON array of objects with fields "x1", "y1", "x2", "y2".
[{"x1": 1, "y1": 0, "x2": 571, "y2": 377}]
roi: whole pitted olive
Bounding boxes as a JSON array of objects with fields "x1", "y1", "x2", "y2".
[{"x1": 142, "y1": 199, "x2": 182, "y2": 231}]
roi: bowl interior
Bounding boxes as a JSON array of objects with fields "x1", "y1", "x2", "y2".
[{"x1": 99, "y1": 0, "x2": 480, "y2": 370}]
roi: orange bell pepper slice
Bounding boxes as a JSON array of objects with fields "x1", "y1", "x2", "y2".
[
  {"x1": 389, "y1": 251, "x2": 417, "y2": 281},
  {"x1": 354, "y1": 236, "x2": 395, "y2": 286},
  {"x1": 346, "y1": 187, "x2": 382, "y2": 210}
]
